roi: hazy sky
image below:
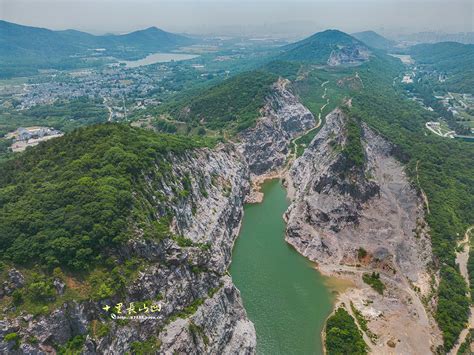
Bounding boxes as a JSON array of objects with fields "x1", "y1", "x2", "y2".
[{"x1": 1, "y1": 0, "x2": 473, "y2": 38}]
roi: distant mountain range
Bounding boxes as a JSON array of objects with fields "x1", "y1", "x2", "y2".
[
  {"x1": 395, "y1": 31, "x2": 474, "y2": 44},
  {"x1": 352, "y1": 30, "x2": 396, "y2": 50},
  {"x1": 0, "y1": 20, "x2": 195, "y2": 77}
]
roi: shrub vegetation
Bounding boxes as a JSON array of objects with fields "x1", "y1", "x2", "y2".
[{"x1": 325, "y1": 307, "x2": 367, "y2": 355}]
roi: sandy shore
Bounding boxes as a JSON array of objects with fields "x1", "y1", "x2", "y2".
[{"x1": 245, "y1": 171, "x2": 285, "y2": 203}]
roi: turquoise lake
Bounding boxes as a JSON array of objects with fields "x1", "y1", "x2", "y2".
[{"x1": 230, "y1": 179, "x2": 333, "y2": 354}]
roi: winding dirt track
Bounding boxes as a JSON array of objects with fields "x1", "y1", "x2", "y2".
[{"x1": 289, "y1": 82, "x2": 329, "y2": 162}]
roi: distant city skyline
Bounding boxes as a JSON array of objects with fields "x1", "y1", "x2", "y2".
[{"x1": 1, "y1": 0, "x2": 473, "y2": 39}]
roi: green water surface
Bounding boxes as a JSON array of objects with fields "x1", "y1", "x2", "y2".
[{"x1": 230, "y1": 179, "x2": 333, "y2": 355}]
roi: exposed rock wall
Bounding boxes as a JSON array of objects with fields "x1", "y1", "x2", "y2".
[
  {"x1": 159, "y1": 276, "x2": 255, "y2": 355},
  {"x1": 238, "y1": 78, "x2": 315, "y2": 176},
  {"x1": 167, "y1": 145, "x2": 250, "y2": 274},
  {"x1": 285, "y1": 109, "x2": 441, "y2": 354},
  {"x1": 327, "y1": 45, "x2": 370, "y2": 66},
  {"x1": 0, "y1": 75, "x2": 321, "y2": 355},
  {"x1": 0, "y1": 144, "x2": 256, "y2": 354}
]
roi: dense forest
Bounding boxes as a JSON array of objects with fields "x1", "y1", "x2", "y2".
[
  {"x1": 0, "y1": 124, "x2": 209, "y2": 270},
  {"x1": 156, "y1": 71, "x2": 277, "y2": 133}
]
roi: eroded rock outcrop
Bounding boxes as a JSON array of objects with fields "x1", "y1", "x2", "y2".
[
  {"x1": 285, "y1": 109, "x2": 441, "y2": 354},
  {"x1": 0, "y1": 144, "x2": 255, "y2": 354},
  {"x1": 0, "y1": 74, "x2": 323, "y2": 355},
  {"x1": 238, "y1": 78, "x2": 315, "y2": 176},
  {"x1": 327, "y1": 45, "x2": 370, "y2": 66}
]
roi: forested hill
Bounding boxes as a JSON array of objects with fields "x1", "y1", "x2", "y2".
[
  {"x1": 352, "y1": 30, "x2": 396, "y2": 50},
  {"x1": 0, "y1": 124, "x2": 210, "y2": 270},
  {"x1": 155, "y1": 70, "x2": 278, "y2": 133},
  {"x1": 409, "y1": 41, "x2": 474, "y2": 65},
  {"x1": 409, "y1": 42, "x2": 474, "y2": 94},
  {"x1": 150, "y1": 30, "x2": 378, "y2": 135},
  {"x1": 278, "y1": 29, "x2": 370, "y2": 64}
]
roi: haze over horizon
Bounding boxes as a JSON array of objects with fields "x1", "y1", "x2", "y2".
[{"x1": 1, "y1": 0, "x2": 473, "y2": 39}]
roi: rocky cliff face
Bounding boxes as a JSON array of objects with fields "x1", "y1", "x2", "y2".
[
  {"x1": 238, "y1": 78, "x2": 315, "y2": 176},
  {"x1": 0, "y1": 74, "x2": 322, "y2": 354},
  {"x1": 0, "y1": 74, "x2": 443, "y2": 354},
  {"x1": 285, "y1": 109, "x2": 441, "y2": 353},
  {"x1": 0, "y1": 144, "x2": 256, "y2": 354},
  {"x1": 327, "y1": 45, "x2": 370, "y2": 66}
]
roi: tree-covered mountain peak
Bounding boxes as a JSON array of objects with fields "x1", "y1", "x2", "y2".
[
  {"x1": 279, "y1": 29, "x2": 370, "y2": 65},
  {"x1": 352, "y1": 30, "x2": 396, "y2": 50}
]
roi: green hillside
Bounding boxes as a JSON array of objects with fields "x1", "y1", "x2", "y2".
[
  {"x1": 352, "y1": 30, "x2": 396, "y2": 50},
  {"x1": 157, "y1": 70, "x2": 277, "y2": 132},
  {"x1": 152, "y1": 30, "x2": 375, "y2": 135},
  {"x1": 0, "y1": 124, "x2": 209, "y2": 271},
  {"x1": 409, "y1": 42, "x2": 474, "y2": 94},
  {"x1": 349, "y1": 56, "x2": 473, "y2": 351},
  {"x1": 278, "y1": 29, "x2": 368, "y2": 63}
]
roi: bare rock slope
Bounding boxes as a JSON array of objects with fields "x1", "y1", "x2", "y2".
[
  {"x1": 327, "y1": 45, "x2": 370, "y2": 66},
  {"x1": 239, "y1": 78, "x2": 315, "y2": 176},
  {"x1": 0, "y1": 76, "x2": 319, "y2": 354},
  {"x1": 285, "y1": 109, "x2": 441, "y2": 354},
  {"x1": 0, "y1": 144, "x2": 256, "y2": 354}
]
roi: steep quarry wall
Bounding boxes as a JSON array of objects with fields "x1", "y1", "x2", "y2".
[
  {"x1": 127, "y1": 144, "x2": 255, "y2": 354},
  {"x1": 0, "y1": 76, "x2": 319, "y2": 355},
  {"x1": 285, "y1": 109, "x2": 441, "y2": 354},
  {"x1": 0, "y1": 144, "x2": 256, "y2": 355},
  {"x1": 0, "y1": 77, "x2": 442, "y2": 354},
  {"x1": 327, "y1": 45, "x2": 370, "y2": 66},
  {"x1": 238, "y1": 78, "x2": 315, "y2": 176}
]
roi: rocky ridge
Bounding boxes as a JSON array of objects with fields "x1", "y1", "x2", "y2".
[
  {"x1": 0, "y1": 77, "x2": 435, "y2": 354},
  {"x1": 284, "y1": 108, "x2": 441, "y2": 353},
  {"x1": 238, "y1": 78, "x2": 315, "y2": 177},
  {"x1": 0, "y1": 144, "x2": 255, "y2": 354}
]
